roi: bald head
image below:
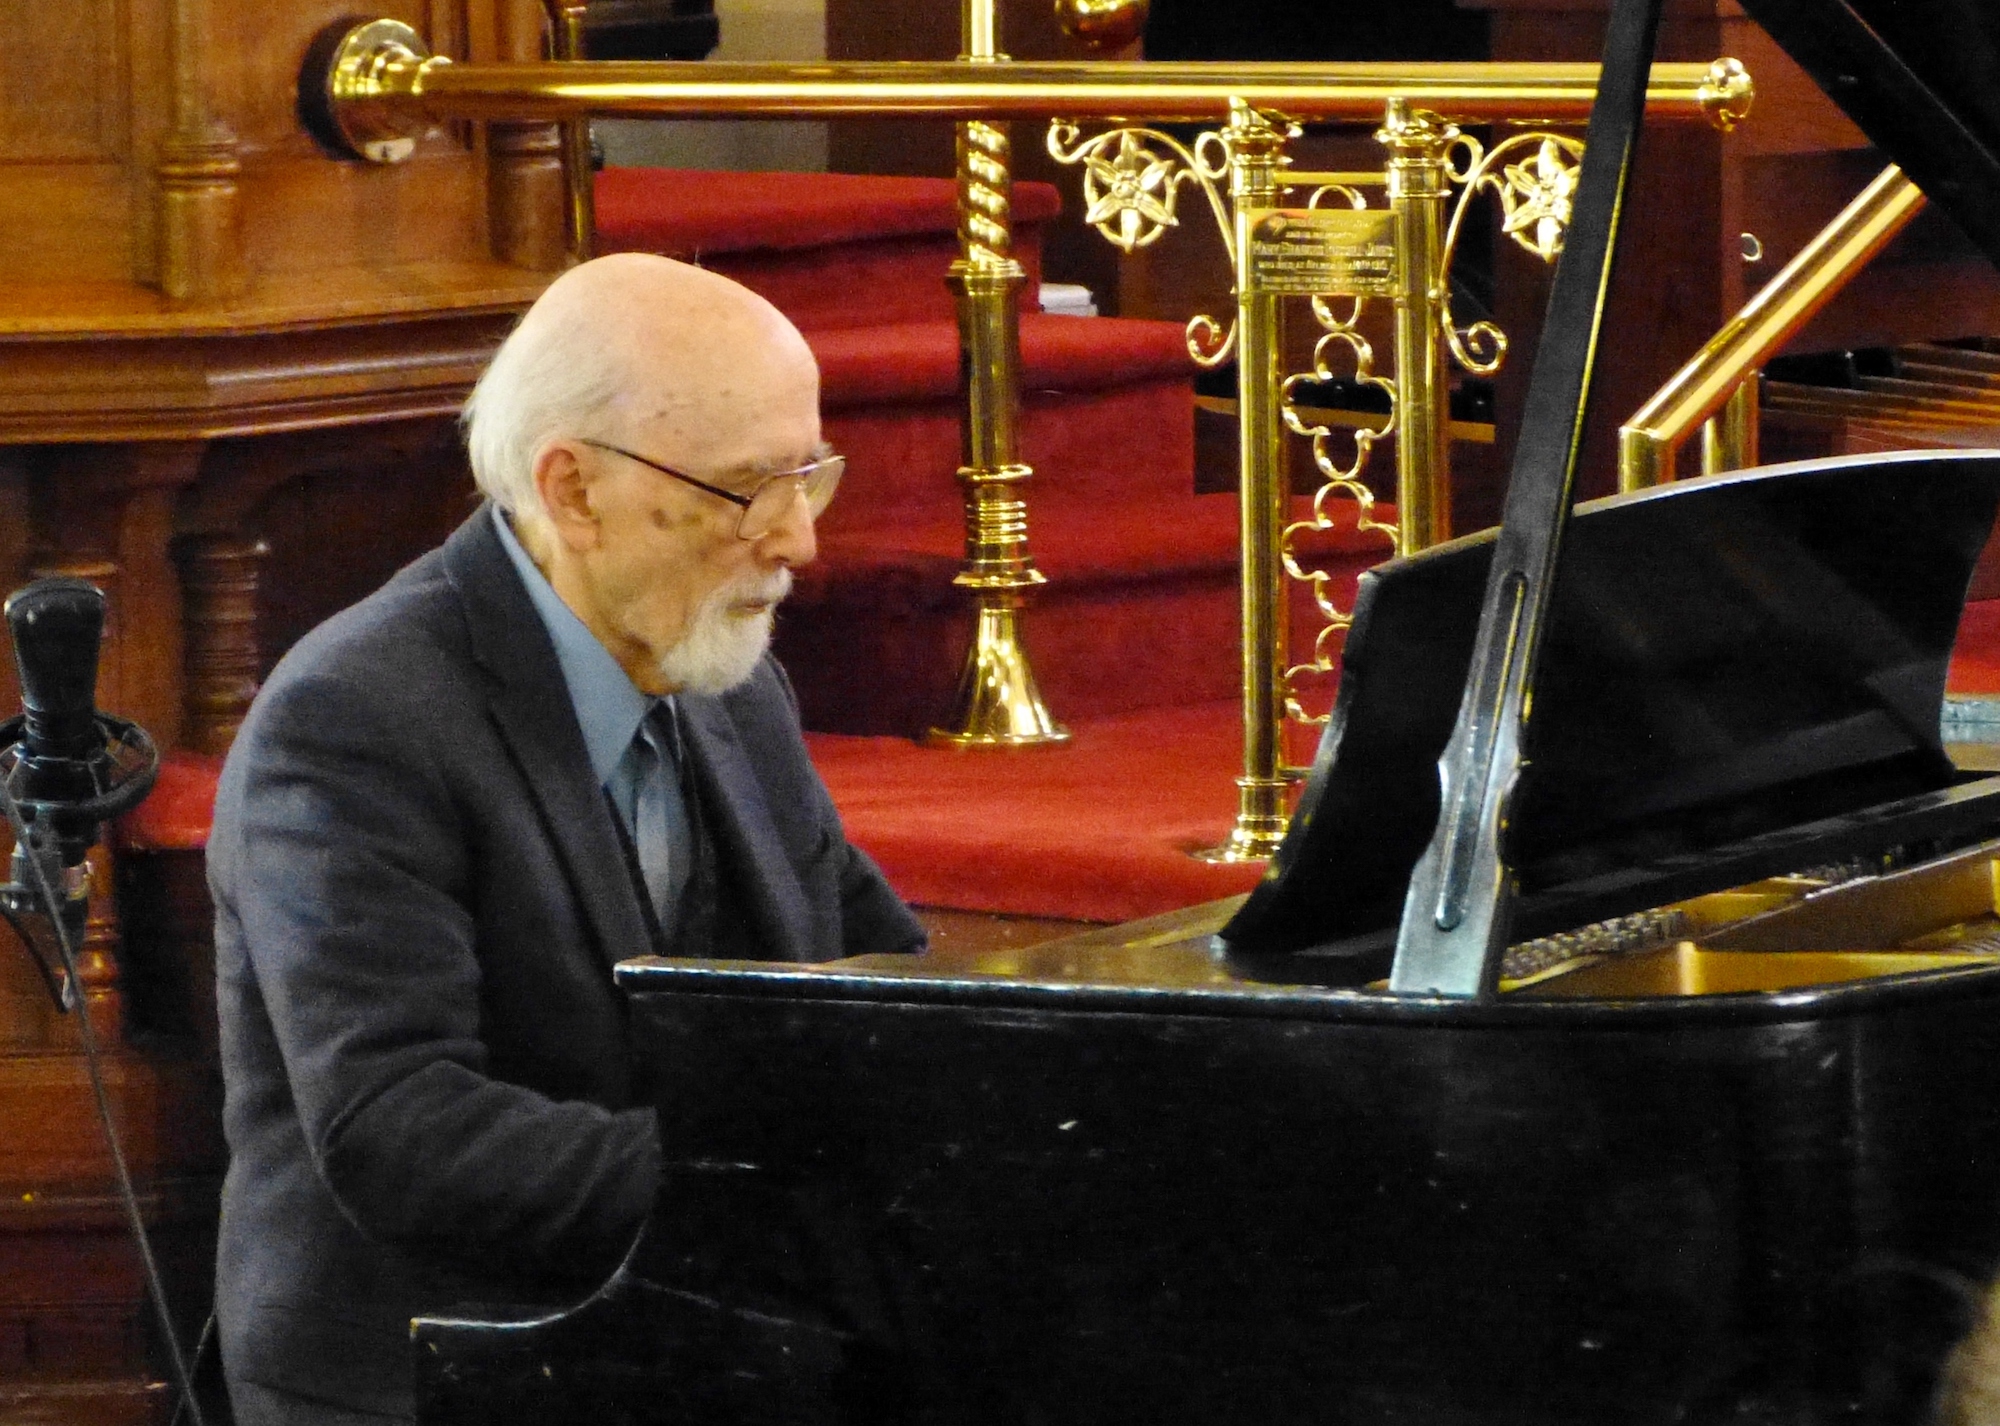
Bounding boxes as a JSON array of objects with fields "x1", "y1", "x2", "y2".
[{"x1": 463, "y1": 254, "x2": 820, "y2": 530}]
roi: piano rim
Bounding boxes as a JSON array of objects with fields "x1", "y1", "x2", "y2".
[{"x1": 611, "y1": 945, "x2": 2000, "y2": 1028}]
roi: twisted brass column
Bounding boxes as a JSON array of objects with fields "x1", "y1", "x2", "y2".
[
  {"x1": 927, "y1": 0, "x2": 1068, "y2": 747},
  {"x1": 1199, "y1": 101, "x2": 1291, "y2": 862},
  {"x1": 1380, "y1": 100, "x2": 1453, "y2": 553}
]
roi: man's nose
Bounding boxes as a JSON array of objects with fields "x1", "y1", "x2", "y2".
[{"x1": 758, "y1": 482, "x2": 818, "y2": 566}]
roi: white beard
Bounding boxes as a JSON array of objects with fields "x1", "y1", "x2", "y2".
[{"x1": 654, "y1": 566, "x2": 792, "y2": 695}]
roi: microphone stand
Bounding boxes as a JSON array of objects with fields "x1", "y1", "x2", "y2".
[{"x1": 0, "y1": 578, "x2": 203, "y2": 1426}]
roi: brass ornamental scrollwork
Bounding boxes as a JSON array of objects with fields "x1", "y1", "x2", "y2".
[
  {"x1": 1046, "y1": 97, "x2": 1591, "y2": 764},
  {"x1": 1493, "y1": 135, "x2": 1585, "y2": 261},
  {"x1": 1047, "y1": 121, "x2": 1239, "y2": 367},
  {"x1": 1077, "y1": 130, "x2": 1183, "y2": 249},
  {"x1": 1436, "y1": 129, "x2": 1584, "y2": 375}
]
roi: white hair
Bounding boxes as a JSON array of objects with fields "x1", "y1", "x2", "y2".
[
  {"x1": 655, "y1": 567, "x2": 793, "y2": 695},
  {"x1": 461, "y1": 304, "x2": 632, "y2": 524}
]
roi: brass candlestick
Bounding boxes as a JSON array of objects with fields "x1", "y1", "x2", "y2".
[{"x1": 928, "y1": 0, "x2": 1069, "y2": 747}]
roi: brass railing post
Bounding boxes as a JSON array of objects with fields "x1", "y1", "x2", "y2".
[
  {"x1": 544, "y1": 0, "x2": 596, "y2": 260},
  {"x1": 927, "y1": 0, "x2": 1070, "y2": 746},
  {"x1": 1700, "y1": 375, "x2": 1758, "y2": 475},
  {"x1": 1380, "y1": 99, "x2": 1454, "y2": 553},
  {"x1": 1199, "y1": 100, "x2": 1293, "y2": 862}
]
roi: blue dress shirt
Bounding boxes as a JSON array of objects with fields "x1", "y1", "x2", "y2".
[{"x1": 493, "y1": 508, "x2": 684, "y2": 885}]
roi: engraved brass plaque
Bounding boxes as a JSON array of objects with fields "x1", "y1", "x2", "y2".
[{"x1": 1245, "y1": 208, "x2": 1399, "y2": 297}]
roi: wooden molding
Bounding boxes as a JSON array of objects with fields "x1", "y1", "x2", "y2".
[{"x1": 0, "y1": 277, "x2": 540, "y2": 445}]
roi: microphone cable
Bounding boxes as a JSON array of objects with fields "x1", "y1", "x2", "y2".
[{"x1": 0, "y1": 773, "x2": 210, "y2": 1426}]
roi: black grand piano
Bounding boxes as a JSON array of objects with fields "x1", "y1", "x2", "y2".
[{"x1": 413, "y1": 2, "x2": 2000, "y2": 1421}]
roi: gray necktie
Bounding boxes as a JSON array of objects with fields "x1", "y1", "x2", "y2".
[{"x1": 632, "y1": 701, "x2": 692, "y2": 928}]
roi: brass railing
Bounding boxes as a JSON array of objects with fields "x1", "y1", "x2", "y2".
[
  {"x1": 1618, "y1": 163, "x2": 1926, "y2": 489},
  {"x1": 322, "y1": 56, "x2": 1749, "y2": 128},
  {"x1": 310, "y1": 21, "x2": 1751, "y2": 853}
]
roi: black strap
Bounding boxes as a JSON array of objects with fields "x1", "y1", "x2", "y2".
[{"x1": 1390, "y1": 0, "x2": 1666, "y2": 997}]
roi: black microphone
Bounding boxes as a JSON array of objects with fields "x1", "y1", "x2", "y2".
[
  {"x1": 0, "y1": 576, "x2": 160, "y2": 891},
  {"x1": 0, "y1": 578, "x2": 159, "y2": 1006},
  {"x1": 5, "y1": 579, "x2": 118, "y2": 865}
]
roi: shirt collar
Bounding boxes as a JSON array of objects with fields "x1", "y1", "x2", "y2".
[{"x1": 492, "y1": 505, "x2": 655, "y2": 786}]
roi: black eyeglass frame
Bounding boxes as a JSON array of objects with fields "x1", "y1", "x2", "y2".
[{"x1": 578, "y1": 438, "x2": 843, "y2": 540}]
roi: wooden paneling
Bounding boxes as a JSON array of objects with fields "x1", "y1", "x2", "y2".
[
  {"x1": 0, "y1": 0, "x2": 130, "y2": 162},
  {"x1": 0, "y1": 170, "x2": 141, "y2": 285},
  {"x1": 0, "y1": 286, "x2": 532, "y2": 428}
]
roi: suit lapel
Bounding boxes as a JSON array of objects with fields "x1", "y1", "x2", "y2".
[
  {"x1": 442, "y1": 508, "x2": 653, "y2": 973},
  {"x1": 678, "y1": 692, "x2": 817, "y2": 964}
]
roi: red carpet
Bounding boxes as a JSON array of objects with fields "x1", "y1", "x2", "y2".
[
  {"x1": 596, "y1": 168, "x2": 1064, "y2": 333},
  {"x1": 1949, "y1": 599, "x2": 2000, "y2": 695},
  {"x1": 597, "y1": 168, "x2": 1061, "y2": 256},
  {"x1": 806, "y1": 701, "x2": 1268, "y2": 923}
]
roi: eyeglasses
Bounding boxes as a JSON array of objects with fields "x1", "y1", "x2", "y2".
[{"x1": 579, "y1": 439, "x2": 845, "y2": 541}]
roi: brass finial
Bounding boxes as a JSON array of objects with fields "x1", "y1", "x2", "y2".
[
  {"x1": 1054, "y1": 0, "x2": 1149, "y2": 51},
  {"x1": 1697, "y1": 57, "x2": 1755, "y2": 132}
]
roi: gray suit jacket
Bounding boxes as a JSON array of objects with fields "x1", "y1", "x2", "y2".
[{"x1": 209, "y1": 506, "x2": 925, "y2": 1416}]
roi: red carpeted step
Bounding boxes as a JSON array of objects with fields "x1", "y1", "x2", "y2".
[
  {"x1": 598, "y1": 168, "x2": 1063, "y2": 252},
  {"x1": 777, "y1": 493, "x2": 1393, "y2": 735},
  {"x1": 778, "y1": 558, "x2": 1244, "y2": 734},
  {"x1": 807, "y1": 493, "x2": 1394, "y2": 587},
  {"x1": 820, "y1": 370, "x2": 1200, "y2": 529},
  {"x1": 805, "y1": 700, "x2": 1267, "y2": 922},
  {"x1": 595, "y1": 168, "x2": 1064, "y2": 331},
  {"x1": 812, "y1": 312, "x2": 1198, "y2": 406},
  {"x1": 780, "y1": 300, "x2": 1398, "y2": 734}
]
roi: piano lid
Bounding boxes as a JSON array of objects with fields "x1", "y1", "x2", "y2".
[
  {"x1": 1732, "y1": 0, "x2": 2000, "y2": 264},
  {"x1": 1217, "y1": 450, "x2": 2000, "y2": 972}
]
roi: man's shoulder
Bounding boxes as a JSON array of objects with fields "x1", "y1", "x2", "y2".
[
  {"x1": 263, "y1": 543, "x2": 466, "y2": 701},
  {"x1": 233, "y1": 510, "x2": 524, "y2": 776}
]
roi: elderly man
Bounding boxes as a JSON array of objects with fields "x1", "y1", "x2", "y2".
[{"x1": 207, "y1": 254, "x2": 926, "y2": 1426}]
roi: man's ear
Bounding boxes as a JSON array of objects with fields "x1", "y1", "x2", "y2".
[{"x1": 532, "y1": 442, "x2": 600, "y2": 553}]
